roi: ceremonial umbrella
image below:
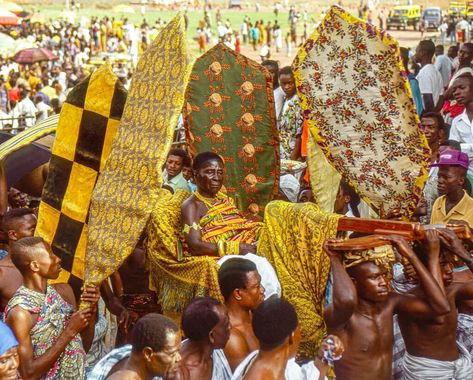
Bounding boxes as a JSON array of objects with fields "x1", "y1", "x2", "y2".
[
  {"x1": 112, "y1": 4, "x2": 135, "y2": 13},
  {"x1": 0, "y1": 9, "x2": 17, "y2": 25},
  {"x1": 0, "y1": 1, "x2": 23, "y2": 15},
  {"x1": 13, "y1": 48, "x2": 58, "y2": 64}
]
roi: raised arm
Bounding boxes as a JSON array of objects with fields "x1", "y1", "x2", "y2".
[
  {"x1": 6, "y1": 306, "x2": 91, "y2": 379},
  {"x1": 323, "y1": 240, "x2": 357, "y2": 331},
  {"x1": 438, "y1": 228, "x2": 473, "y2": 302},
  {"x1": 382, "y1": 235, "x2": 450, "y2": 318}
]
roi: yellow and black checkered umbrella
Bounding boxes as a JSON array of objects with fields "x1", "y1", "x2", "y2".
[{"x1": 35, "y1": 64, "x2": 127, "y2": 297}]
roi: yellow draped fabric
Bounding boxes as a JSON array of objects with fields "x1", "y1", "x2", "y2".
[
  {"x1": 307, "y1": 129, "x2": 340, "y2": 213},
  {"x1": 147, "y1": 190, "x2": 225, "y2": 311},
  {"x1": 258, "y1": 201, "x2": 341, "y2": 358},
  {"x1": 84, "y1": 14, "x2": 191, "y2": 288}
]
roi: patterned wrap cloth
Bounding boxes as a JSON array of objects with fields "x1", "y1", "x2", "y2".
[
  {"x1": 257, "y1": 201, "x2": 341, "y2": 358},
  {"x1": 83, "y1": 14, "x2": 191, "y2": 290},
  {"x1": 184, "y1": 42, "x2": 279, "y2": 216},
  {"x1": 293, "y1": 6, "x2": 430, "y2": 218},
  {"x1": 5, "y1": 285, "x2": 85, "y2": 380},
  {"x1": 147, "y1": 189, "x2": 262, "y2": 312}
]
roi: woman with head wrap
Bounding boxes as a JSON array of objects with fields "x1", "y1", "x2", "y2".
[{"x1": 0, "y1": 320, "x2": 19, "y2": 380}]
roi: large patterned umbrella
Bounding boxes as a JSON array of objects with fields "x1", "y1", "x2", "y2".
[
  {"x1": 0, "y1": 9, "x2": 17, "y2": 25},
  {"x1": 13, "y1": 48, "x2": 58, "y2": 64}
]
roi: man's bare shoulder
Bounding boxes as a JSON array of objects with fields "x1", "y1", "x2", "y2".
[{"x1": 107, "y1": 369, "x2": 142, "y2": 380}]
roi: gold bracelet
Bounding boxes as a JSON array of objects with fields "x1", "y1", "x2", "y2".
[
  {"x1": 217, "y1": 240, "x2": 225, "y2": 257},
  {"x1": 225, "y1": 240, "x2": 240, "y2": 256}
]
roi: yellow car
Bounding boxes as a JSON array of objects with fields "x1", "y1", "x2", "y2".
[{"x1": 387, "y1": 5, "x2": 421, "y2": 30}]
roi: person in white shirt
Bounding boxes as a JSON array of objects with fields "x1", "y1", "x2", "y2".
[
  {"x1": 434, "y1": 44, "x2": 453, "y2": 89},
  {"x1": 449, "y1": 73, "x2": 473, "y2": 176},
  {"x1": 439, "y1": 21, "x2": 448, "y2": 46},
  {"x1": 33, "y1": 95, "x2": 51, "y2": 123},
  {"x1": 415, "y1": 40, "x2": 445, "y2": 112},
  {"x1": 458, "y1": 18, "x2": 470, "y2": 42},
  {"x1": 16, "y1": 89, "x2": 36, "y2": 129}
]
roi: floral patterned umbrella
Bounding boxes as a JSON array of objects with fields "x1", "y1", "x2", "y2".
[{"x1": 293, "y1": 6, "x2": 430, "y2": 218}]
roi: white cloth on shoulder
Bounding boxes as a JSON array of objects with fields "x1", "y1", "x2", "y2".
[
  {"x1": 231, "y1": 350, "x2": 326, "y2": 380},
  {"x1": 401, "y1": 341, "x2": 473, "y2": 380},
  {"x1": 211, "y1": 348, "x2": 232, "y2": 380},
  {"x1": 457, "y1": 313, "x2": 473, "y2": 359},
  {"x1": 217, "y1": 253, "x2": 281, "y2": 299}
]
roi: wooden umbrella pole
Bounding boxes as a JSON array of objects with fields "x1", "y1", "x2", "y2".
[{"x1": 336, "y1": 217, "x2": 473, "y2": 242}]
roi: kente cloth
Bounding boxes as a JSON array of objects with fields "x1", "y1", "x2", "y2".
[
  {"x1": 0, "y1": 114, "x2": 57, "y2": 188},
  {"x1": 457, "y1": 313, "x2": 473, "y2": 358},
  {"x1": 257, "y1": 201, "x2": 341, "y2": 358},
  {"x1": 147, "y1": 189, "x2": 259, "y2": 312},
  {"x1": 35, "y1": 64, "x2": 126, "y2": 298},
  {"x1": 5, "y1": 285, "x2": 85, "y2": 380},
  {"x1": 401, "y1": 342, "x2": 473, "y2": 380},
  {"x1": 184, "y1": 42, "x2": 279, "y2": 215},
  {"x1": 197, "y1": 194, "x2": 263, "y2": 244},
  {"x1": 84, "y1": 14, "x2": 191, "y2": 290},
  {"x1": 293, "y1": 5, "x2": 430, "y2": 218}
]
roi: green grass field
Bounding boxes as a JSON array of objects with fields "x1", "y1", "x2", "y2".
[{"x1": 31, "y1": 4, "x2": 318, "y2": 55}]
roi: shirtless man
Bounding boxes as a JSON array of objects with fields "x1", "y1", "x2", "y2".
[
  {"x1": 111, "y1": 237, "x2": 160, "y2": 345},
  {"x1": 398, "y1": 229, "x2": 473, "y2": 378},
  {"x1": 232, "y1": 297, "x2": 344, "y2": 380},
  {"x1": 218, "y1": 258, "x2": 265, "y2": 371},
  {"x1": 5, "y1": 237, "x2": 98, "y2": 379},
  {"x1": 0, "y1": 208, "x2": 36, "y2": 312},
  {"x1": 324, "y1": 235, "x2": 450, "y2": 380},
  {"x1": 177, "y1": 297, "x2": 231, "y2": 380}
]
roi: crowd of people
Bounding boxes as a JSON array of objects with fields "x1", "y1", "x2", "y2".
[{"x1": 3, "y1": 3, "x2": 473, "y2": 380}]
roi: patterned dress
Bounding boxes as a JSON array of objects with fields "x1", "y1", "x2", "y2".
[
  {"x1": 277, "y1": 94, "x2": 304, "y2": 160},
  {"x1": 5, "y1": 285, "x2": 85, "y2": 380}
]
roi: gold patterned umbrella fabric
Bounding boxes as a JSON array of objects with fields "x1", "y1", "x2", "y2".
[
  {"x1": 293, "y1": 6, "x2": 430, "y2": 218},
  {"x1": 83, "y1": 14, "x2": 191, "y2": 287}
]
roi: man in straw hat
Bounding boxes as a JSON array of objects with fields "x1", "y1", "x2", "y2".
[{"x1": 324, "y1": 234, "x2": 450, "y2": 380}]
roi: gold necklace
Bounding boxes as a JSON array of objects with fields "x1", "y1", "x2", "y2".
[{"x1": 194, "y1": 191, "x2": 222, "y2": 208}]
